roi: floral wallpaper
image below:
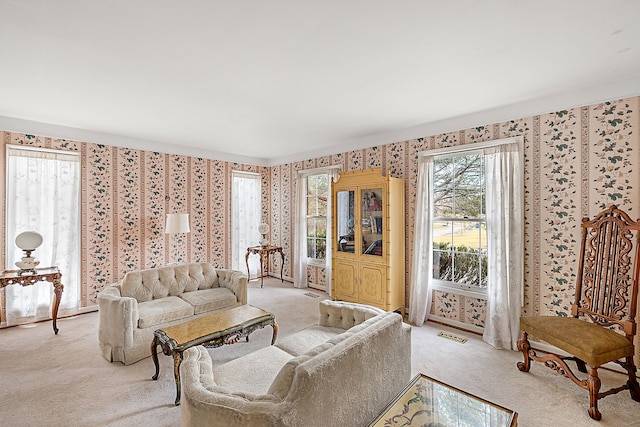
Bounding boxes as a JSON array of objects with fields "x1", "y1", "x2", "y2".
[
  {"x1": 0, "y1": 135, "x2": 267, "y2": 314},
  {"x1": 1, "y1": 96, "x2": 638, "y2": 365},
  {"x1": 269, "y1": 96, "x2": 639, "y2": 344}
]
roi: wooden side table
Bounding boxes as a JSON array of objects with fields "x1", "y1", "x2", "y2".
[
  {"x1": 0, "y1": 266, "x2": 64, "y2": 334},
  {"x1": 245, "y1": 245, "x2": 284, "y2": 288}
]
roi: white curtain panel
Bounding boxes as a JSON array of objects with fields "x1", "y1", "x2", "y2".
[
  {"x1": 293, "y1": 173, "x2": 308, "y2": 288},
  {"x1": 324, "y1": 168, "x2": 340, "y2": 296},
  {"x1": 231, "y1": 171, "x2": 261, "y2": 278},
  {"x1": 482, "y1": 143, "x2": 524, "y2": 350},
  {"x1": 5, "y1": 146, "x2": 80, "y2": 326},
  {"x1": 408, "y1": 156, "x2": 434, "y2": 326}
]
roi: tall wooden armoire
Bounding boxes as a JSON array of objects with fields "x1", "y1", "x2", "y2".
[{"x1": 331, "y1": 168, "x2": 405, "y2": 316}]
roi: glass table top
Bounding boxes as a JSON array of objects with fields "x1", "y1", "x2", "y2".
[{"x1": 369, "y1": 373, "x2": 517, "y2": 427}]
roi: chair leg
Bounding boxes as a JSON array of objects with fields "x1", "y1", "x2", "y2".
[
  {"x1": 587, "y1": 366, "x2": 602, "y2": 421},
  {"x1": 624, "y1": 356, "x2": 640, "y2": 402},
  {"x1": 516, "y1": 331, "x2": 531, "y2": 372}
]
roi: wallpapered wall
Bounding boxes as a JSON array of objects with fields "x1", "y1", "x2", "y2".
[
  {"x1": 269, "y1": 96, "x2": 640, "y2": 334},
  {"x1": 0, "y1": 96, "x2": 638, "y2": 345},
  {"x1": 0, "y1": 132, "x2": 268, "y2": 317}
]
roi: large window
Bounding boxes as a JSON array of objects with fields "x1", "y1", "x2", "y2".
[
  {"x1": 231, "y1": 171, "x2": 261, "y2": 277},
  {"x1": 432, "y1": 151, "x2": 487, "y2": 293},
  {"x1": 5, "y1": 145, "x2": 81, "y2": 325},
  {"x1": 306, "y1": 173, "x2": 329, "y2": 263}
]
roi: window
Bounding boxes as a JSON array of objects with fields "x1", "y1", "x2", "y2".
[
  {"x1": 409, "y1": 136, "x2": 523, "y2": 337},
  {"x1": 5, "y1": 145, "x2": 81, "y2": 325},
  {"x1": 231, "y1": 171, "x2": 261, "y2": 277},
  {"x1": 432, "y1": 151, "x2": 487, "y2": 294},
  {"x1": 305, "y1": 173, "x2": 329, "y2": 263}
]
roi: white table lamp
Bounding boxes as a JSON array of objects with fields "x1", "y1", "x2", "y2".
[
  {"x1": 165, "y1": 213, "x2": 190, "y2": 263},
  {"x1": 15, "y1": 231, "x2": 44, "y2": 272}
]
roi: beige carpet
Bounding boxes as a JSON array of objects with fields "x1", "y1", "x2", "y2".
[{"x1": 1, "y1": 278, "x2": 638, "y2": 426}]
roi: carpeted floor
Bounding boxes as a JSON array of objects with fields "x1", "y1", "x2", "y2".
[{"x1": 1, "y1": 277, "x2": 638, "y2": 426}]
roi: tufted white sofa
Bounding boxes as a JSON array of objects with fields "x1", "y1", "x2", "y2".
[
  {"x1": 98, "y1": 262, "x2": 247, "y2": 365},
  {"x1": 180, "y1": 300, "x2": 411, "y2": 427}
]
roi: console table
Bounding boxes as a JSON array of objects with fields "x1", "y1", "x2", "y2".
[
  {"x1": 0, "y1": 266, "x2": 64, "y2": 334},
  {"x1": 245, "y1": 245, "x2": 284, "y2": 288}
]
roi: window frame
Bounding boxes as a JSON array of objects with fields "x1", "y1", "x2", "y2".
[
  {"x1": 298, "y1": 166, "x2": 340, "y2": 267},
  {"x1": 423, "y1": 137, "x2": 522, "y2": 300},
  {"x1": 305, "y1": 172, "x2": 329, "y2": 266},
  {"x1": 430, "y1": 149, "x2": 488, "y2": 299}
]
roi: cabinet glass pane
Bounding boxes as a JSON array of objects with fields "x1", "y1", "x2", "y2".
[
  {"x1": 336, "y1": 190, "x2": 355, "y2": 253},
  {"x1": 362, "y1": 188, "x2": 383, "y2": 256}
]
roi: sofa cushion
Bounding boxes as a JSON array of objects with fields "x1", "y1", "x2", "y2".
[
  {"x1": 213, "y1": 345, "x2": 295, "y2": 395},
  {"x1": 137, "y1": 296, "x2": 194, "y2": 329},
  {"x1": 179, "y1": 288, "x2": 237, "y2": 314},
  {"x1": 185, "y1": 262, "x2": 219, "y2": 292},
  {"x1": 275, "y1": 325, "x2": 344, "y2": 357},
  {"x1": 120, "y1": 262, "x2": 219, "y2": 301},
  {"x1": 319, "y1": 300, "x2": 385, "y2": 328}
]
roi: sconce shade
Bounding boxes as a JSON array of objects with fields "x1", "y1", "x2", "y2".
[
  {"x1": 165, "y1": 213, "x2": 190, "y2": 234},
  {"x1": 15, "y1": 231, "x2": 43, "y2": 250}
]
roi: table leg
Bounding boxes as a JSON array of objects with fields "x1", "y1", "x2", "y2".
[
  {"x1": 51, "y1": 280, "x2": 64, "y2": 334},
  {"x1": 260, "y1": 251, "x2": 265, "y2": 288},
  {"x1": 173, "y1": 351, "x2": 184, "y2": 406},
  {"x1": 278, "y1": 249, "x2": 284, "y2": 283},
  {"x1": 151, "y1": 336, "x2": 160, "y2": 380},
  {"x1": 245, "y1": 249, "x2": 251, "y2": 280},
  {"x1": 271, "y1": 320, "x2": 279, "y2": 345}
]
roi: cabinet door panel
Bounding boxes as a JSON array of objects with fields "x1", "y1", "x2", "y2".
[
  {"x1": 334, "y1": 261, "x2": 357, "y2": 301},
  {"x1": 359, "y1": 264, "x2": 385, "y2": 306},
  {"x1": 361, "y1": 187, "x2": 384, "y2": 257}
]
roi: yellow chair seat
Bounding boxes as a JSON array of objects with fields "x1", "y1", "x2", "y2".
[{"x1": 520, "y1": 316, "x2": 632, "y2": 367}]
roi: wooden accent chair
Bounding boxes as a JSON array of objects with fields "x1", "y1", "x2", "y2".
[{"x1": 517, "y1": 205, "x2": 640, "y2": 421}]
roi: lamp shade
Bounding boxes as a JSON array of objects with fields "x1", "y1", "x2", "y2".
[
  {"x1": 258, "y1": 223, "x2": 270, "y2": 235},
  {"x1": 165, "y1": 213, "x2": 190, "y2": 234},
  {"x1": 15, "y1": 231, "x2": 43, "y2": 250}
]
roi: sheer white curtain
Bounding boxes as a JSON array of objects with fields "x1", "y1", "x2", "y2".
[
  {"x1": 231, "y1": 171, "x2": 261, "y2": 278},
  {"x1": 482, "y1": 143, "x2": 523, "y2": 350},
  {"x1": 293, "y1": 173, "x2": 308, "y2": 288},
  {"x1": 5, "y1": 145, "x2": 80, "y2": 326},
  {"x1": 324, "y1": 168, "x2": 339, "y2": 295},
  {"x1": 408, "y1": 155, "x2": 434, "y2": 326}
]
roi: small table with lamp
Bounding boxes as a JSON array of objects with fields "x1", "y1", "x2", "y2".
[
  {"x1": 245, "y1": 245, "x2": 285, "y2": 288},
  {"x1": 0, "y1": 266, "x2": 64, "y2": 334}
]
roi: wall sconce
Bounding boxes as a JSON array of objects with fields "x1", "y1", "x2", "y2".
[
  {"x1": 15, "y1": 231, "x2": 43, "y2": 273},
  {"x1": 165, "y1": 213, "x2": 190, "y2": 264}
]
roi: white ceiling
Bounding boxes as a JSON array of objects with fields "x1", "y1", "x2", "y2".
[{"x1": 1, "y1": 1, "x2": 639, "y2": 166}]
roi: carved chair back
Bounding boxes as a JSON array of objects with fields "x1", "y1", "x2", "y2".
[{"x1": 573, "y1": 205, "x2": 640, "y2": 341}]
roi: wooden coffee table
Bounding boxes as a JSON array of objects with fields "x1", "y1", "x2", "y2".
[
  {"x1": 368, "y1": 373, "x2": 518, "y2": 426},
  {"x1": 151, "y1": 305, "x2": 278, "y2": 405}
]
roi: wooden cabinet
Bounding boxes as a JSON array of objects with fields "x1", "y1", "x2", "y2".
[{"x1": 331, "y1": 168, "x2": 405, "y2": 316}]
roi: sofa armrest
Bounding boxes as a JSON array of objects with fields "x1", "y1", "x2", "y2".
[
  {"x1": 97, "y1": 285, "x2": 139, "y2": 360},
  {"x1": 318, "y1": 300, "x2": 386, "y2": 329},
  {"x1": 181, "y1": 346, "x2": 282, "y2": 427},
  {"x1": 215, "y1": 269, "x2": 248, "y2": 305}
]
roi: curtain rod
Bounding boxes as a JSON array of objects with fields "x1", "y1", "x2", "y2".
[{"x1": 418, "y1": 136, "x2": 522, "y2": 157}]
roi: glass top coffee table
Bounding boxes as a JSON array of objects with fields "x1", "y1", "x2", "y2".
[
  {"x1": 151, "y1": 305, "x2": 278, "y2": 405},
  {"x1": 369, "y1": 373, "x2": 517, "y2": 427}
]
